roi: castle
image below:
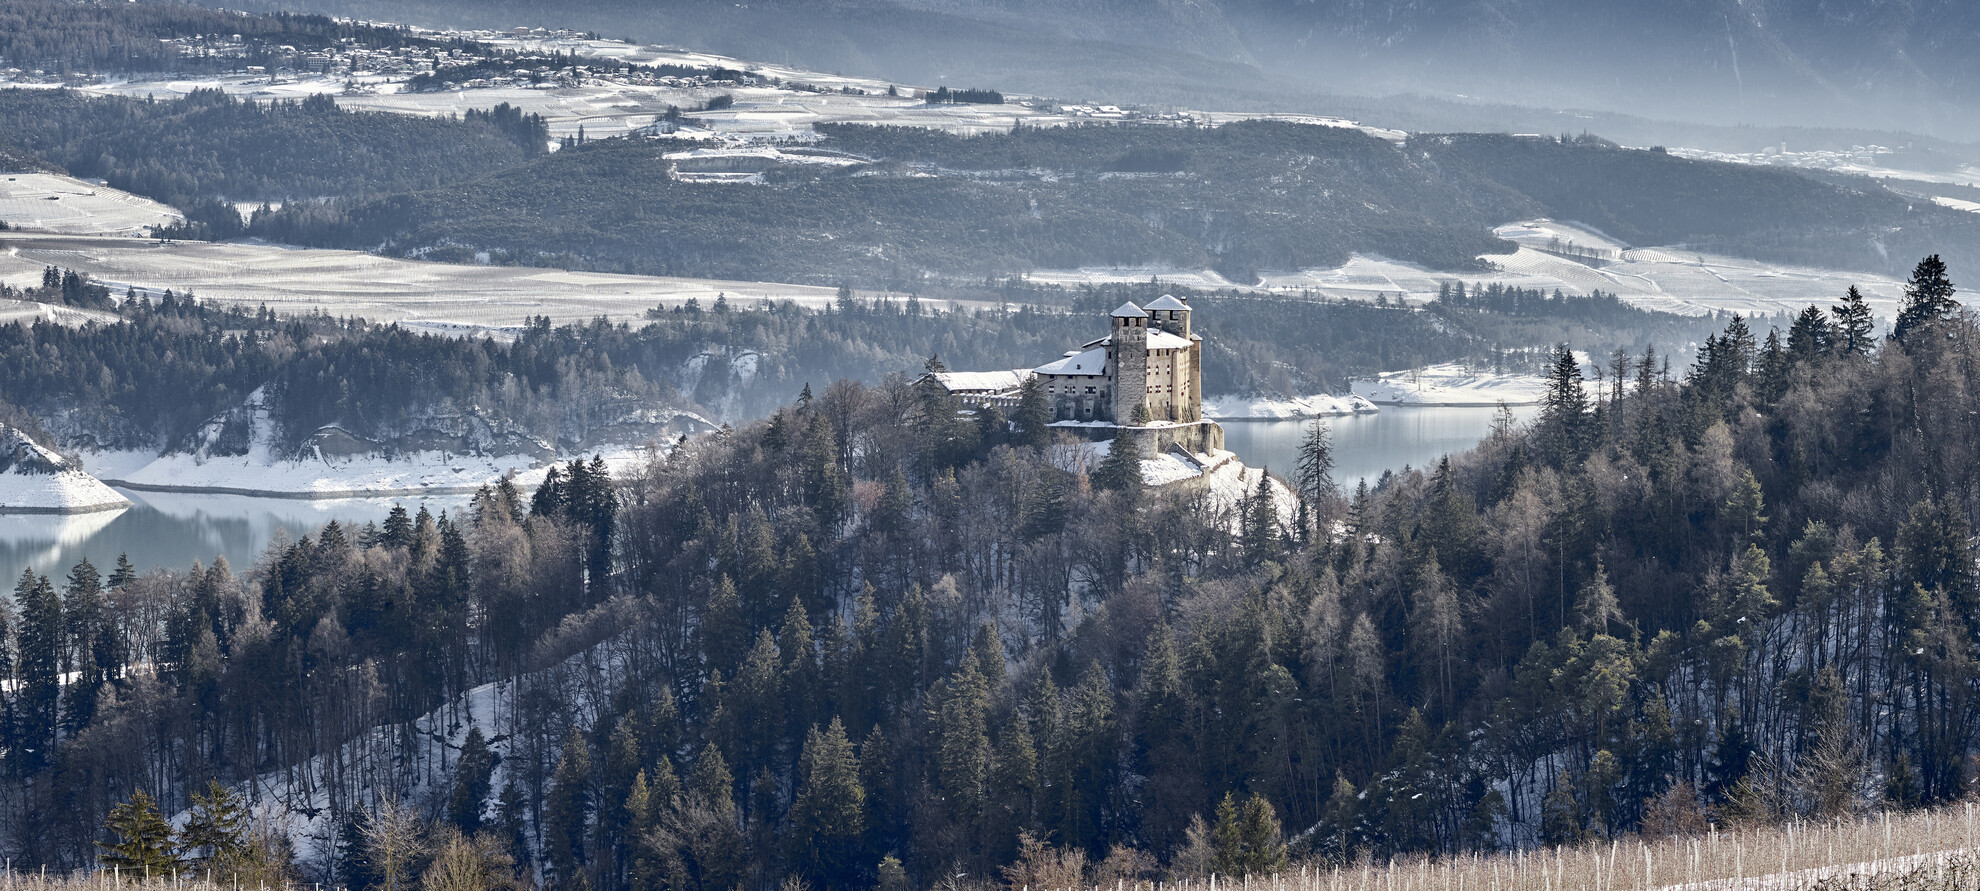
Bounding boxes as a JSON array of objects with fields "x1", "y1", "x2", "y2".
[{"x1": 933, "y1": 295, "x2": 1223, "y2": 452}]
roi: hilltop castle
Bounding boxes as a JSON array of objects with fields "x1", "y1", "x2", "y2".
[{"x1": 933, "y1": 295, "x2": 1222, "y2": 452}]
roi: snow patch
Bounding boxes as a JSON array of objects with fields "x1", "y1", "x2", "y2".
[
  {"x1": 0, "y1": 425, "x2": 131, "y2": 514},
  {"x1": 1204, "y1": 392, "x2": 1378, "y2": 419},
  {"x1": 1352, "y1": 363, "x2": 1554, "y2": 406}
]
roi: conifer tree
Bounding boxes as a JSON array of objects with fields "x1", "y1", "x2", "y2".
[
  {"x1": 1787, "y1": 305, "x2": 1832, "y2": 362},
  {"x1": 1539, "y1": 345, "x2": 1589, "y2": 466},
  {"x1": 1092, "y1": 433, "x2": 1144, "y2": 493},
  {"x1": 180, "y1": 780, "x2": 253, "y2": 875},
  {"x1": 99, "y1": 790, "x2": 178, "y2": 878},
  {"x1": 788, "y1": 718, "x2": 866, "y2": 888},
  {"x1": 1209, "y1": 792, "x2": 1286, "y2": 876},
  {"x1": 1894, "y1": 254, "x2": 1959, "y2": 344},
  {"x1": 449, "y1": 727, "x2": 496, "y2": 833},
  {"x1": 1013, "y1": 375, "x2": 1052, "y2": 448},
  {"x1": 15, "y1": 569, "x2": 61, "y2": 771},
  {"x1": 63, "y1": 557, "x2": 110, "y2": 731},
  {"x1": 545, "y1": 729, "x2": 593, "y2": 885},
  {"x1": 1832, "y1": 286, "x2": 1875, "y2": 356}
]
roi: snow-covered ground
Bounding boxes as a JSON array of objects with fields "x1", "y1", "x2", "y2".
[
  {"x1": 1665, "y1": 143, "x2": 1980, "y2": 193},
  {"x1": 0, "y1": 425, "x2": 131, "y2": 514},
  {"x1": 0, "y1": 296, "x2": 120, "y2": 328},
  {"x1": 82, "y1": 388, "x2": 668, "y2": 499},
  {"x1": 1203, "y1": 392, "x2": 1380, "y2": 420},
  {"x1": 1025, "y1": 219, "x2": 1913, "y2": 318},
  {"x1": 0, "y1": 232, "x2": 892, "y2": 332},
  {"x1": 0, "y1": 173, "x2": 182, "y2": 236},
  {"x1": 1352, "y1": 363, "x2": 1553, "y2": 406}
]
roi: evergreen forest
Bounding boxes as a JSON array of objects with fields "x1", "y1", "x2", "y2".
[{"x1": 10, "y1": 257, "x2": 1980, "y2": 891}]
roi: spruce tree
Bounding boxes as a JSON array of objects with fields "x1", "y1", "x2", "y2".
[
  {"x1": 1092, "y1": 433, "x2": 1144, "y2": 493},
  {"x1": 63, "y1": 557, "x2": 109, "y2": 731},
  {"x1": 545, "y1": 729, "x2": 593, "y2": 884},
  {"x1": 788, "y1": 718, "x2": 866, "y2": 888},
  {"x1": 1209, "y1": 792, "x2": 1286, "y2": 876},
  {"x1": 15, "y1": 569, "x2": 61, "y2": 771},
  {"x1": 1832, "y1": 286, "x2": 1875, "y2": 356},
  {"x1": 449, "y1": 727, "x2": 496, "y2": 833},
  {"x1": 1893, "y1": 254, "x2": 1958, "y2": 344},
  {"x1": 1295, "y1": 419, "x2": 1335, "y2": 505},
  {"x1": 99, "y1": 790, "x2": 179, "y2": 878},
  {"x1": 180, "y1": 780, "x2": 252, "y2": 874},
  {"x1": 1013, "y1": 375, "x2": 1052, "y2": 448}
]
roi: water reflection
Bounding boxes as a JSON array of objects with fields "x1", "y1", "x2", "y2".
[
  {"x1": 1220, "y1": 404, "x2": 1541, "y2": 489},
  {"x1": 0, "y1": 406, "x2": 1534, "y2": 583},
  {"x1": 0, "y1": 489, "x2": 470, "y2": 584}
]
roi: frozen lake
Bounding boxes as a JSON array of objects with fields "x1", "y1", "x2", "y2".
[{"x1": 0, "y1": 405, "x2": 1536, "y2": 584}]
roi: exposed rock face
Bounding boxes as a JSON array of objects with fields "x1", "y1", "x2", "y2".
[{"x1": 0, "y1": 425, "x2": 131, "y2": 514}]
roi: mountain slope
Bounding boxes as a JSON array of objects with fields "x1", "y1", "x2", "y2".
[{"x1": 209, "y1": 0, "x2": 1980, "y2": 139}]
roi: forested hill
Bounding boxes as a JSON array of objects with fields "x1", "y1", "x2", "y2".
[
  {"x1": 0, "y1": 88, "x2": 547, "y2": 237},
  {"x1": 240, "y1": 121, "x2": 1980, "y2": 286},
  {"x1": 10, "y1": 257, "x2": 1980, "y2": 889},
  {"x1": 0, "y1": 0, "x2": 476, "y2": 77},
  {"x1": 1, "y1": 273, "x2": 1712, "y2": 454}
]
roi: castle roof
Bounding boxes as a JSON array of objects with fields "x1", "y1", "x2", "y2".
[
  {"x1": 1144, "y1": 294, "x2": 1190, "y2": 311},
  {"x1": 1080, "y1": 330, "x2": 1195, "y2": 351},
  {"x1": 933, "y1": 369, "x2": 1031, "y2": 394},
  {"x1": 1110, "y1": 302, "x2": 1149, "y2": 318},
  {"x1": 1035, "y1": 347, "x2": 1108, "y2": 376}
]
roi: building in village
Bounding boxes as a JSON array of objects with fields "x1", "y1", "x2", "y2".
[{"x1": 930, "y1": 295, "x2": 1222, "y2": 452}]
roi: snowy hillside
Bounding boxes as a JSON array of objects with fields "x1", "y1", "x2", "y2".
[{"x1": 0, "y1": 424, "x2": 130, "y2": 514}]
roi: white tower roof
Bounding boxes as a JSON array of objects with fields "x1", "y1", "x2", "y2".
[
  {"x1": 1110, "y1": 302, "x2": 1149, "y2": 318},
  {"x1": 1144, "y1": 294, "x2": 1190, "y2": 311}
]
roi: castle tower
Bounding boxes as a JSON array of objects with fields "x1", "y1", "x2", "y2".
[
  {"x1": 1145, "y1": 293, "x2": 1190, "y2": 338},
  {"x1": 1108, "y1": 301, "x2": 1148, "y2": 424},
  {"x1": 1144, "y1": 294, "x2": 1200, "y2": 421}
]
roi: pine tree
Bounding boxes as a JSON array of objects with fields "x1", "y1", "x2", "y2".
[
  {"x1": 1832, "y1": 286, "x2": 1875, "y2": 356},
  {"x1": 1092, "y1": 433, "x2": 1144, "y2": 493},
  {"x1": 16, "y1": 569, "x2": 61, "y2": 771},
  {"x1": 1241, "y1": 470, "x2": 1281, "y2": 566},
  {"x1": 1013, "y1": 375, "x2": 1052, "y2": 448},
  {"x1": 1893, "y1": 254, "x2": 1959, "y2": 344},
  {"x1": 99, "y1": 790, "x2": 179, "y2": 878},
  {"x1": 1209, "y1": 792, "x2": 1286, "y2": 876},
  {"x1": 1539, "y1": 345, "x2": 1588, "y2": 466},
  {"x1": 545, "y1": 729, "x2": 594, "y2": 884},
  {"x1": 788, "y1": 718, "x2": 866, "y2": 888},
  {"x1": 64, "y1": 557, "x2": 110, "y2": 731},
  {"x1": 449, "y1": 727, "x2": 496, "y2": 833},
  {"x1": 1295, "y1": 419, "x2": 1335, "y2": 505},
  {"x1": 1786, "y1": 305, "x2": 1832, "y2": 362},
  {"x1": 180, "y1": 780, "x2": 252, "y2": 874}
]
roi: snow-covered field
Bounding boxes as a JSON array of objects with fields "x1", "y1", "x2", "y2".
[
  {"x1": 1025, "y1": 219, "x2": 1914, "y2": 318},
  {"x1": 0, "y1": 232, "x2": 866, "y2": 332},
  {"x1": 1666, "y1": 143, "x2": 1980, "y2": 193},
  {"x1": 0, "y1": 173, "x2": 182, "y2": 236},
  {"x1": 1203, "y1": 392, "x2": 1380, "y2": 420},
  {"x1": 1352, "y1": 362, "x2": 1553, "y2": 406}
]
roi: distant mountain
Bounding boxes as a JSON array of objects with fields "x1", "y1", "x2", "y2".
[{"x1": 214, "y1": 0, "x2": 1980, "y2": 140}]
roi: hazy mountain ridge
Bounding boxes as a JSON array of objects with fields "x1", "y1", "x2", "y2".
[{"x1": 209, "y1": 0, "x2": 1980, "y2": 139}]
